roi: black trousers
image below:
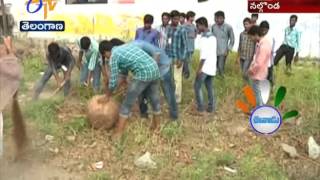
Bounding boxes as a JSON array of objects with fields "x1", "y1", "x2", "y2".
[
  {"x1": 274, "y1": 44, "x2": 295, "y2": 67},
  {"x1": 267, "y1": 66, "x2": 274, "y2": 86}
]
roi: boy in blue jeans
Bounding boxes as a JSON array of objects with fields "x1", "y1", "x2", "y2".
[
  {"x1": 100, "y1": 41, "x2": 161, "y2": 140},
  {"x1": 194, "y1": 17, "x2": 217, "y2": 115},
  {"x1": 77, "y1": 36, "x2": 101, "y2": 93}
]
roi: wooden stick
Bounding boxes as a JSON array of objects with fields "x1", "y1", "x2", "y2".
[{"x1": 51, "y1": 80, "x2": 67, "y2": 97}]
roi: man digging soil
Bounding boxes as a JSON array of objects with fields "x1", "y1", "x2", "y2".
[{"x1": 99, "y1": 40, "x2": 162, "y2": 141}]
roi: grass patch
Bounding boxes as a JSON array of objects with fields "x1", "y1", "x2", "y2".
[
  {"x1": 24, "y1": 97, "x2": 63, "y2": 135},
  {"x1": 179, "y1": 151, "x2": 236, "y2": 180},
  {"x1": 87, "y1": 172, "x2": 112, "y2": 180},
  {"x1": 161, "y1": 121, "x2": 183, "y2": 143},
  {"x1": 235, "y1": 145, "x2": 288, "y2": 180},
  {"x1": 114, "y1": 132, "x2": 129, "y2": 160},
  {"x1": 63, "y1": 116, "x2": 89, "y2": 135}
]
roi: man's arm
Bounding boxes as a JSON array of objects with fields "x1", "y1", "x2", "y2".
[
  {"x1": 107, "y1": 54, "x2": 120, "y2": 94},
  {"x1": 87, "y1": 50, "x2": 99, "y2": 86},
  {"x1": 249, "y1": 43, "x2": 270, "y2": 75},
  {"x1": 77, "y1": 50, "x2": 83, "y2": 70},
  {"x1": 228, "y1": 25, "x2": 235, "y2": 53},
  {"x1": 295, "y1": 30, "x2": 301, "y2": 56},
  {"x1": 101, "y1": 61, "x2": 109, "y2": 86},
  {"x1": 64, "y1": 52, "x2": 75, "y2": 82},
  {"x1": 47, "y1": 54, "x2": 62, "y2": 86},
  {"x1": 236, "y1": 33, "x2": 242, "y2": 63},
  {"x1": 135, "y1": 29, "x2": 139, "y2": 40}
]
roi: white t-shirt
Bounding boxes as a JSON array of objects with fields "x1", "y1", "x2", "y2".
[
  {"x1": 199, "y1": 34, "x2": 217, "y2": 76},
  {"x1": 265, "y1": 34, "x2": 276, "y2": 67}
]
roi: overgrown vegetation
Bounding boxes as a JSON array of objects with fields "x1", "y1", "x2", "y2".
[{"x1": 2, "y1": 51, "x2": 319, "y2": 179}]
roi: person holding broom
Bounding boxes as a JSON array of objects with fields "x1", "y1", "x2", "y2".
[
  {"x1": 100, "y1": 40, "x2": 162, "y2": 141},
  {"x1": 0, "y1": 36, "x2": 27, "y2": 158},
  {"x1": 33, "y1": 42, "x2": 75, "y2": 100}
]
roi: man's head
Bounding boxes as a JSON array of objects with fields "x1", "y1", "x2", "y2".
[
  {"x1": 180, "y1": 12, "x2": 186, "y2": 25},
  {"x1": 170, "y1": 10, "x2": 180, "y2": 27},
  {"x1": 161, "y1": 12, "x2": 170, "y2": 26},
  {"x1": 99, "y1": 40, "x2": 113, "y2": 60},
  {"x1": 143, "y1": 14, "x2": 154, "y2": 29},
  {"x1": 48, "y1": 42, "x2": 60, "y2": 59},
  {"x1": 186, "y1": 11, "x2": 196, "y2": 23},
  {"x1": 195, "y1": 17, "x2": 208, "y2": 34},
  {"x1": 214, "y1": 11, "x2": 225, "y2": 25},
  {"x1": 80, "y1": 36, "x2": 91, "y2": 51},
  {"x1": 243, "y1": 17, "x2": 252, "y2": 32},
  {"x1": 110, "y1": 38, "x2": 125, "y2": 47},
  {"x1": 290, "y1": 15, "x2": 298, "y2": 28},
  {"x1": 248, "y1": 25, "x2": 263, "y2": 42},
  {"x1": 259, "y1": 20, "x2": 270, "y2": 36},
  {"x1": 251, "y1": 13, "x2": 259, "y2": 24}
]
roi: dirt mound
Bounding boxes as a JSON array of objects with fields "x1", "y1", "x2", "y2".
[{"x1": 87, "y1": 95, "x2": 120, "y2": 130}]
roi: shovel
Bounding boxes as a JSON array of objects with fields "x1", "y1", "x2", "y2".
[{"x1": 50, "y1": 80, "x2": 67, "y2": 98}]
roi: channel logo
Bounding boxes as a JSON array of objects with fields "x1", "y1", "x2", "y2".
[
  {"x1": 236, "y1": 85, "x2": 299, "y2": 135},
  {"x1": 250, "y1": 105, "x2": 282, "y2": 134},
  {"x1": 20, "y1": 0, "x2": 64, "y2": 32},
  {"x1": 20, "y1": 21, "x2": 65, "y2": 32}
]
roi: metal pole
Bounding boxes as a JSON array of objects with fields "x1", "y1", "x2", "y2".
[{"x1": 0, "y1": 0, "x2": 7, "y2": 36}]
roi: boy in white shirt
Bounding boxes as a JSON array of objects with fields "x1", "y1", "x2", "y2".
[{"x1": 193, "y1": 17, "x2": 217, "y2": 115}]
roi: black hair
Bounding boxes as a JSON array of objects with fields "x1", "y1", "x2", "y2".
[
  {"x1": 259, "y1": 20, "x2": 270, "y2": 30},
  {"x1": 99, "y1": 40, "x2": 113, "y2": 54},
  {"x1": 251, "y1": 13, "x2": 259, "y2": 18},
  {"x1": 180, "y1": 13, "x2": 186, "y2": 18},
  {"x1": 161, "y1": 12, "x2": 170, "y2": 19},
  {"x1": 290, "y1": 15, "x2": 298, "y2": 21},
  {"x1": 80, "y1": 36, "x2": 91, "y2": 50},
  {"x1": 110, "y1": 38, "x2": 125, "y2": 47},
  {"x1": 48, "y1": 42, "x2": 60, "y2": 57},
  {"x1": 195, "y1": 17, "x2": 208, "y2": 28},
  {"x1": 243, "y1": 17, "x2": 251, "y2": 24},
  {"x1": 186, "y1": 11, "x2": 196, "y2": 20},
  {"x1": 248, "y1": 25, "x2": 260, "y2": 36},
  {"x1": 214, "y1": 11, "x2": 225, "y2": 18},
  {"x1": 144, "y1": 14, "x2": 154, "y2": 24},
  {"x1": 170, "y1": 10, "x2": 180, "y2": 18}
]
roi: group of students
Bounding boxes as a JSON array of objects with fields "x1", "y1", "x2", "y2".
[{"x1": 32, "y1": 10, "x2": 301, "y2": 140}]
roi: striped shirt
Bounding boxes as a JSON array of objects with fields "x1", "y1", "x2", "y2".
[
  {"x1": 165, "y1": 25, "x2": 188, "y2": 60},
  {"x1": 182, "y1": 23, "x2": 197, "y2": 53},
  {"x1": 108, "y1": 44, "x2": 160, "y2": 91},
  {"x1": 238, "y1": 31, "x2": 256, "y2": 61},
  {"x1": 283, "y1": 26, "x2": 301, "y2": 52},
  {"x1": 156, "y1": 25, "x2": 169, "y2": 49}
]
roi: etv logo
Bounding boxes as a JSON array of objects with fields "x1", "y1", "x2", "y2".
[
  {"x1": 20, "y1": 0, "x2": 64, "y2": 32},
  {"x1": 236, "y1": 85, "x2": 299, "y2": 135},
  {"x1": 26, "y1": 0, "x2": 58, "y2": 19}
]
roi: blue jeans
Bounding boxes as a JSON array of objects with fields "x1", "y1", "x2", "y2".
[
  {"x1": 139, "y1": 69, "x2": 178, "y2": 120},
  {"x1": 80, "y1": 62, "x2": 101, "y2": 92},
  {"x1": 194, "y1": 72, "x2": 215, "y2": 112},
  {"x1": 240, "y1": 58, "x2": 251, "y2": 81},
  {"x1": 182, "y1": 52, "x2": 193, "y2": 79},
  {"x1": 33, "y1": 65, "x2": 71, "y2": 100},
  {"x1": 251, "y1": 80, "x2": 263, "y2": 106},
  {"x1": 121, "y1": 79, "x2": 161, "y2": 118},
  {"x1": 217, "y1": 55, "x2": 227, "y2": 76}
]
